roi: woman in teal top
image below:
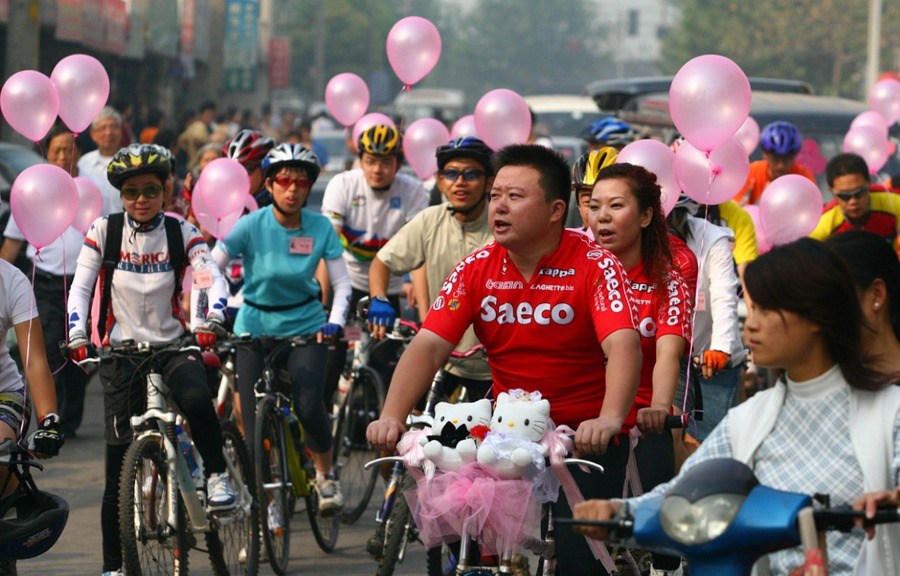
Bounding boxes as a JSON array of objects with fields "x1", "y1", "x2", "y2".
[{"x1": 213, "y1": 143, "x2": 351, "y2": 514}]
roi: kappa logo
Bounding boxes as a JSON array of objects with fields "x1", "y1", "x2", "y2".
[
  {"x1": 479, "y1": 296, "x2": 575, "y2": 326},
  {"x1": 537, "y1": 267, "x2": 576, "y2": 278}
]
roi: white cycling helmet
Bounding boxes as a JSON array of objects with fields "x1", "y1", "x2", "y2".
[{"x1": 261, "y1": 143, "x2": 321, "y2": 183}]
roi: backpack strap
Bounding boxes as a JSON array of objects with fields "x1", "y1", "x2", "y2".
[
  {"x1": 164, "y1": 216, "x2": 185, "y2": 300},
  {"x1": 97, "y1": 213, "x2": 125, "y2": 342}
]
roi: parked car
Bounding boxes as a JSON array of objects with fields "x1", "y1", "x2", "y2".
[
  {"x1": 585, "y1": 77, "x2": 900, "y2": 199},
  {"x1": 524, "y1": 94, "x2": 608, "y2": 140}
]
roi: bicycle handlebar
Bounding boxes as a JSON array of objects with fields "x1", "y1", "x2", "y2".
[
  {"x1": 363, "y1": 456, "x2": 605, "y2": 473},
  {"x1": 76, "y1": 336, "x2": 201, "y2": 366}
]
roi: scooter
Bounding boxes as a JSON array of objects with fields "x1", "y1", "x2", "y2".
[{"x1": 557, "y1": 458, "x2": 899, "y2": 576}]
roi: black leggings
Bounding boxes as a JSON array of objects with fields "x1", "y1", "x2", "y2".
[
  {"x1": 236, "y1": 342, "x2": 332, "y2": 455},
  {"x1": 100, "y1": 352, "x2": 226, "y2": 571},
  {"x1": 633, "y1": 430, "x2": 681, "y2": 571}
]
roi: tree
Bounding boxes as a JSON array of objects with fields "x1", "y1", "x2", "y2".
[{"x1": 660, "y1": 0, "x2": 900, "y2": 98}]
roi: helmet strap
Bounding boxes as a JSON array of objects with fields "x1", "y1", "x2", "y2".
[{"x1": 446, "y1": 191, "x2": 486, "y2": 217}]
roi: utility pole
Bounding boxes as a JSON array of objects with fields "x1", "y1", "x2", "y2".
[
  {"x1": 864, "y1": 0, "x2": 882, "y2": 96},
  {"x1": 2, "y1": 0, "x2": 40, "y2": 143}
]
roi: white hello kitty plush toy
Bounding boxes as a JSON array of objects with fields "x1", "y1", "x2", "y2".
[
  {"x1": 476, "y1": 391, "x2": 550, "y2": 479},
  {"x1": 421, "y1": 398, "x2": 493, "y2": 472}
]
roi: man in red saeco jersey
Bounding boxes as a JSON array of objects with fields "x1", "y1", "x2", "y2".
[{"x1": 368, "y1": 144, "x2": 642, "y2": 576}]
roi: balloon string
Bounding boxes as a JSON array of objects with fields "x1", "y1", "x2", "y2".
[
  {"x1": 68, "y1": 134, "x2": 78, "y2": 177},
  {"x1": 52, "y1": 248, "x2": 73, "y2": 377}
]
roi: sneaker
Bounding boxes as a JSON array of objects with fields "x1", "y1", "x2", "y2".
[
  {"x1": 315, "y1": 477, "x2": 344, "y2": 514},
  {"x1": 207, "y1": 472, "x2": 236, "y2": 510},
  {"x1": 267, "y1": 500, "x2": 283, "y2": 537},
  {"x1": 649, "y1": 565, "x2": 684, "y2": 576},
  {"x1": 101, "y1": 571, "x2": 124, "y2": 576}
]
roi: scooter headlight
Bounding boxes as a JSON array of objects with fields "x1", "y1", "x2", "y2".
[{"x1": 659, "y1": 493, "x2": 744, "y2": 545}]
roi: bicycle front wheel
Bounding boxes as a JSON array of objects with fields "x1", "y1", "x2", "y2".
[
  {"x1": 119, "y1": 434, "x2": 190, "y2": 576},
  {"x1": 207, "y1": 420, "x2": 260, "y2": 576},
  {"x1": 333, "y1": 367, "x2": 384, "y2": 524},
  {"x1": 306, "y1": 468, "x2": 341, "y2": 552},
  {"x1": 255, "y1": 397, "x2": 291, "y2": 575},
  {"x1": 376, "y1": 472, "x2": 415, "y2": 576}
]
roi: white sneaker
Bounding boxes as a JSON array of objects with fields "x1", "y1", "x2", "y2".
[
  {"x1": 101, "y1": 571, "x2": 124, "y2": 576},
  {"x1": 267, "y1": 500, "x2": 283, "y2": 536},
  {"x1": 207, "y1": 472, "x2": 236, "y2": 510},
  {"x1": 316, "y1": 477, "x2": 344, "y2": 514}
]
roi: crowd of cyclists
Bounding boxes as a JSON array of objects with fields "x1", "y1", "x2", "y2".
[{"x1": 0, "y1": 98, "x2": 898, "y2": 576}]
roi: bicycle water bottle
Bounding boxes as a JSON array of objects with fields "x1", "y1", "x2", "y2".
[{"x1": 176, "y1": 424, "x2": 202, "y2": 488}]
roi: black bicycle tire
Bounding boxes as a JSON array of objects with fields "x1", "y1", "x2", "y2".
[
  {"x1": 305, "y1": 470, "x2": 340, "y2": 552},
  {"x1": 207, "y1": 420, "x2": 260, "y2": 576},
  {"x1": 426, "y1": 544, "x2": 459, "y2": 576},
  {"x1": 375, "y1": 472, "x2": 417, "y2": 576},
  {"x1": 254, "y1": 396, "x2": 291, "y2": 575},
  {"x1": 119, "y1": 434, "x2": 190, "y2": 576},
  {"x1": 335, "y1": 367, "x2": 384, "y2": 524}
]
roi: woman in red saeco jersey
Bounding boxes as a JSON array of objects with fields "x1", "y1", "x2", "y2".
[{"x1": 588, "y1": 162, "x2": 692, "y2": 576}]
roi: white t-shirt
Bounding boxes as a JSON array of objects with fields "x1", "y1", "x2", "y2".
[
  {"x1": 4, "y1": 214, "x2": 83, "y2": 276},
  {"x1": 0, "y1": 260, "x2": 37, "y2": 393},
  {"x1": 77, "y1": 150, "x2": 122, "y2": 216},
  {"x1": 68, "y1": 213, "x2": 228, "y2": 346},
  {"x1": 321, "y1": 169, "x2": 428, "y2": 293}
]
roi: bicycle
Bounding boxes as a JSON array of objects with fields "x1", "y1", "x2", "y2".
[
  {"x1": 368, "y1": 342, "x2": 487, "y2": 576},
  {"x1": 366, "y1": 452, "x2": 605, "y2": 575},
  {"x1": 331, "y1": 297, "x2": 411, "y2": 524},
  {"x1": 237, "y1": 335, "x2": 340, "y2": 575},
  {"x1": 80, "y1": 337, "x2": 259, "y2": 576}
]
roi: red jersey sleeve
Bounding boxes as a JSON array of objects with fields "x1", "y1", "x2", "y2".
[
  {"x1": 589, "y1": 251, "x2": 639, "y2": 342},
  {"x1": 421, "y1": 252, "x2": 480, "y2": 345},
  {"x1": 669, "y1": 234, "x2": 698, "y2": 307},
  {"x1": 654, "y1": 268, "x2": 693, "y2": 342}
]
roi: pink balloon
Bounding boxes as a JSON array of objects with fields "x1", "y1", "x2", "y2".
[
  {"x1": 51, "y1": 54, "x2": 110, "y2": 134},
  {"x1": 325, "y1": 73, "x2": 370, "y2": 127},
  {"x1": 10, "y1": 165, "x2": 78, "y2": 248},
  {"x1": 71, "y1": 176, "x2": 103, "y2": 234},
  {"x1": 403, "y1": 118, "x2": 451, "y2": 179},
  {"x1": 0, "y1": 71, "x2": 59, "y2": 142},
  {"x1": 869, "y1": 79, "x2": 900, "y2": 126},
  {"x1": 386, "y1": 16, "x2": 442, "y2": 86},
  {"x1": 616, "y1": 139, "x2": 680, "y2": 216},
  {"x1": 669, "y1": 55, "x2": 751, "y2": 152},
  {"x1": 851, "y1": 110, "x2": 889, "y2": 136},
  {"x1": 474, "y1": 89, "x2": 532, "y2": 151},
  {"x1": 742, "y1": 205, "x2": 771, "y2": 254},
  {"x1": 759, "y1": 174, "x2": 823, "y2": 246},
  {"x1": 842, "y1": 125, "x2": 891, "y2": 174},
  {"x1": 351, "y1": 113, "x2": 396, "y2": 149},
  {"x1": 451, "y1": 115, "x2": 478, "y2": 139},
  {"x1": 674, "y1": 137, "x2": 750, "y2": 205},
  {"x1": 194, "y1": 158, "x2": 251, "y2": 219},
  {"x1": 192, "y1": 185, "x2": 242, "y2": 240},
  {"x1": 245, "y1": 195, "x2": 259, "y2": 212},
  {"x1": 734, "y1": 116, "x2": 760, "y2": 155}
]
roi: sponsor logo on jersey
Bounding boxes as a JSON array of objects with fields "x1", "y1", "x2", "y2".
[
  {"x1": 433, "y1": 296, "x2": 446, "y2": 310},
  {"x1": 665, "y1": 279, "x2": 684, "y2": 326},
  {"x1": 585, "y1": 250, "x2": 605, "y2": 260},
  {"x1": 449, "y1": 299, "x2": 460, "y2": 311},
  {"x1": 530, "y1": 284, "x2": 575, "y2": 291},
  {"x1": 485, "y1": 279, "x2": 524, "y2": 290},
  {"x1": 639, "y1": 316, "x2": 657, "y2": 338},
  {"x1": 441, "y1": 250, "x2": 491, "y2": 295},
  {"x1": 597, "y1": 257, "x2": 625, "y2": 313},
  {"x1": 538, "y1": 267, "x2": 576, "y2": 278},
  {"x1": 479, "y1": 296, "x2": 575, "y2": 326},
  {"x1": 390, "y1": 196, "x2": 402, "y2": 209}
]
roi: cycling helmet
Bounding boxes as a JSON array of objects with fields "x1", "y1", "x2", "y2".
[
  {"x1": 435, "y1": 137, "x2": 494, "y2": 174},
  {"x1": 149, "y1": 143, "x2": 177, "y2": 173},
  {"x1": 358, "y1": 125, "x2": 402, "y2": 157},
  {"x1": 760, "y1": 121, "x2": 802, "y2": 156},
  {"x1": 0, "y1": 443, "x2": 69, "y2": 560},
  {"x1": 107, "y1": 144, "x2": 173, "y2": 189},
  {"x1": 579, "y1": 117, "x2": 636, "y2": 148},
  {"x1": 572, "y1": 147, "x2": 619, "y2": 190},
  {"x1": 262, "y1": 143, "x2": 321, "y2": 183},
  {"x1": 222, "y1": 129, "x2": 275, "y2": 168}
]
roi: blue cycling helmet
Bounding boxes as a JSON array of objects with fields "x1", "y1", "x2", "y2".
[
  {"x1": 760, "y1": 121, "x2": 802, "y2": 156},
  {"x1": 435, "y1": 137, "x2": 494, "y2": 174},
  {"x1": 579, "y1": 117, "x2": 635, "y2": 147}
]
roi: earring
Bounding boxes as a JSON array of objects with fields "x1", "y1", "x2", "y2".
[{"x1": 874, "y1": 302, "x2": 881, "y2": 309}]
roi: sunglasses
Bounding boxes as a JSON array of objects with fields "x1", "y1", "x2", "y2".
[
  {"x1": 439, "y1": 169, "x2": 485, "y2": 182},
  {"x1": 120, "y1": 184, "x2": 164, "y2": 201},
  {"x1": 834, "y1": 185, "x2": 868, "y2": 201},
  {"x1": 273, "y1": 176, "x2": 310, "y2": 189}
]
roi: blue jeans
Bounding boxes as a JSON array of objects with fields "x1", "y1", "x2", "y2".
[{"x1": 673, "y1": 356, "x2": 744, "y2": 442}]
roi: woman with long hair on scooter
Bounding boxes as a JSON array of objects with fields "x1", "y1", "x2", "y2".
[{"x1": 573, "y1": 238, "x2": 900, "y2": 576}]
